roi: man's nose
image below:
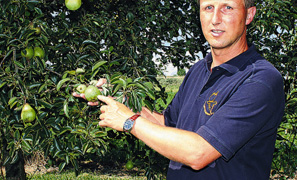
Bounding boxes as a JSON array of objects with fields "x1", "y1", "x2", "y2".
[{"x1": 212, "y1": 9, "x2": 222, "y2": 25}]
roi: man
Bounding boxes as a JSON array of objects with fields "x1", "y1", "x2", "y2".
[{"x1": 74, "y1": 0, "x2": 285, "y2": 179}]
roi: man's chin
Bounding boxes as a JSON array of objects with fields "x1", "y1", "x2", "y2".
[{"x1": 210, "y1": 44, "x2": 228, "y2": 50}]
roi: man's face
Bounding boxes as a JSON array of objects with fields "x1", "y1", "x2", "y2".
[{"x1": 200, "y1": 0, "x2": 253, "y2": 50}]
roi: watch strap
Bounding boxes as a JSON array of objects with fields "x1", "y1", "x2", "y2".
[{"x1": 124, "y1": 114, "x2": 141, "y2": 132}]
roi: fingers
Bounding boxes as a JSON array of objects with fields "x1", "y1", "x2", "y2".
[
  {"x1": 72, "y1": 92, "x2": 80, "y2": 97},
  {"x1": 100, "y1": 105, "x2": 108, "y2": 113},
  {"x1": 73, "y1": 92, "x2": 99, "y2": 105},
  {"x1": 88, "y1": 101, "x2": 99, "y2": 106},
  {"x1": 97, "y1": 95, "x2": 116, "y2": 105},
  {"x1": 98, "y1": 119, "x2": 108, "y2": 127},
  {"x1": 72, "y1": 92, "x2": 86, "y2": 99},
  {"x1": 96, "y1": 78, "x2": 107, "y2": 87},
  {"x1": 99, "y1": 112, "x2": 105, "y2": 120}
]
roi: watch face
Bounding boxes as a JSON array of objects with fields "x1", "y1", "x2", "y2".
[{"x1": 124, "y1": 119, "x2": 134, "y2": 131}]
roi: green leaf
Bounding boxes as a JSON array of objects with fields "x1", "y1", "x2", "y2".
[
  {"x1": 13, "y1": 60, "x2": 24, "y2": 69},
  {"x1": 112, "y1": 84, "x2": 122, "y2": 96},
  {"x1": 57, "y1": 78, "x2": 71, "y2": 91},
  {"x1": 77, "y1": 54, "x2": 89, "y2": 62},
  {"x1": 14, "y1": 130, "x2": 20, "y2": 140},
  {"x1": 112, "y1": 78, "x2": 127, "y2": 89},
  {"x1": 143, "y1": 82, "x2": 154, "y2": 89},
  {"x1": 82, "y1": 40, "x2": 98, "y2": 46},
  {"x1": 13, "y1": 123, "x2": 24, "y2": 130},
  {"x1": 11, "y1": 151, "x2": 19, "y2": 164},
  {"x1": 54, "y1": 138, "x2": 61, "y2": 151},
  {"x1": 82, "y1": 142, "x2": 90, "y2": 154},
  {"x1": 110, "y1": 73, "x2": 122, "y2": 82},
  {"x1": 0, "y1": 82, "x2": 7, "y2": 88},
  {"x1": 22, "y1": 140, "x2": 32, "y2": 152},
  {"x1": 34, "y1": 7, "x2": 42, "y2": 14},
  {"x1": 3, "y1": 49, "x2": 13, "y2": 61},
  {"x1": 63, "y1": 100, "x2": 70, "y2": 118},
  {"x1": 38, "y1": 83, "x2": 47, "y2": 93},
  {"x1": 67, "y1": 70, "x2": 76, "y2": 75},
  {"x1": 143, "y1": 100, "x2": 154, "y2": 112},
  {"x1": 65, "y1": 155, "x2": 69, "y2": 164},
  {"x1": 28, "y1": 83, "x2": 41, "y2": 89},
  {"x1": 58, "y1": 126, "x2": 72, "y2": 136},
  {"x1": 37, "y1": 99, "x2": 54, "y2": 109},
  {"x1": 135, "y1": 82, "x2": 147, "y2": 91},
  {"x1": 59, "y1": 162, "x2": 66, "y2": 172},
  {"x1": 8, "y1": 97, "x2": 17, "y2": 107},
  {"x1": 146, "y1": 89, "x2": 155, "y2": 100},
  {"x1": 92, "y1": 61, "x2": 107, "y2": 71},
  {"x1": 113, "y1": 78, "x2": 127, "y2": 89}
]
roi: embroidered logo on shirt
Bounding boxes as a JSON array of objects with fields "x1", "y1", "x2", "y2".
[{"x1": 203, "y1": 91, "x2": 219, "y2": 116}]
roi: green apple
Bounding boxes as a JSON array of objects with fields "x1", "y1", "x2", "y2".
[
  {"x1": 21, "y1": 47, "x2": 34, "y2": 60},
  {"x1": 76, "y1": 84, "x2": 87, "y2": 94},
  {"x1": 34, "y1": 47, "x2": 45, "y2": 59},
  {"x1": 125, "y1": 160, "x2": 134, "y2": 170},
  {"x1": 65, "y1": 0, "x2": 82, "y2": 11},
  {"x1": 84, "y1": 85, "x2": 102, "y2": 102}
]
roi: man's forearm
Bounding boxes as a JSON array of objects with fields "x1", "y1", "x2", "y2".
[{"x1": 131, "y1": 116, "x2": 221, "y2": 170}]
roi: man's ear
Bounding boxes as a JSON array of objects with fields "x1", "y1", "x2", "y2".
[{"x1": 246, "y1": 6, "x2": 256, "y2": 25}]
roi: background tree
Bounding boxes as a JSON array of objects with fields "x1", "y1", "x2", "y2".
[{"x1": 0, "y1": 0, "x2": 296, "y2": 179}]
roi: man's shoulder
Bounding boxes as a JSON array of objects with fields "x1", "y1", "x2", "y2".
[
  {"x1": 246, "y1": 56, "x2": 284, "y2": 96},
  {"x1": 251, "y1": 57, "x2": 283, "y2": 81}
]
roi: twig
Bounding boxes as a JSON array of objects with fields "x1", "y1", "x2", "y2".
[{"x1": 45, "y1": 68, "x2": 62, "y2": 77}]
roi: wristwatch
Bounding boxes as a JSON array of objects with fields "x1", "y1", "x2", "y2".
[{"x1": 123, "y1": 114, "x2": 141, "y2": 132}]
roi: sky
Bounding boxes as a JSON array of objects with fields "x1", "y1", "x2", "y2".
[{"x1": 163, "y1": 63, "x2": 178, "y2": 76}]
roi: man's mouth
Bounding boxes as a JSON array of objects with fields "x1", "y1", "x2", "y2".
[{"x1": 211, "y1": 29, "x2": 224, "y2": 36}]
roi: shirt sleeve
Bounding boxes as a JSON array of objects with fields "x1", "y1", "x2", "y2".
[{"x1": 197, "y1": 79, "x2": 283, "y2": 161}]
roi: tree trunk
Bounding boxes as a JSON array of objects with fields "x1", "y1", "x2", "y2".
[{"x1": 3, "y1": 140, "x2": 26, "y2": 180}]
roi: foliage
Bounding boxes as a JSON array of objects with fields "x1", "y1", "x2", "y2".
[
  {"x1": 177, "y1": 69, "x2": 186, "y2": 76},
  {"x1": 0, "y1": 0, "x2": 164, "y2": 179}
]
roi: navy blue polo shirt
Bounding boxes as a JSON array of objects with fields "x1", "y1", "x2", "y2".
[{"x1": 164, "y1": 44, "x2": 285, "y2": 180}]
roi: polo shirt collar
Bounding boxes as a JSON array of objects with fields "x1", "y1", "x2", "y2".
[{"x1": 205, "y1": 44, "x2": 257, "y2": 74}]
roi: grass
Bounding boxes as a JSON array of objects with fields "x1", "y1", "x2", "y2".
[
  {"x1": 155, "y1": 76, "x2": 184, "y2": 111},
  {"x1": 24, "y1": 161, "x2": 148, "y2": 180},
  {"x1": 30, "y1": 171, "x2": 146, "y2": 180},
  {"x1": 157, "y1": 76, "x2": 184, "y2": 93}
]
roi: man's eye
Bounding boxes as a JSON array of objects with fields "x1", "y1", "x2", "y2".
[
  {"x1": 226, "y1": 6, "x2": 233, "y2": 10},
  {"x1": 205, "y1": 6, "x2": 213, "y2": 10}
]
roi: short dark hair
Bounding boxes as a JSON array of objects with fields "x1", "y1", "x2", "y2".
[{"x1": 197, "y1": 0, "x2": 255, "y2": 9}]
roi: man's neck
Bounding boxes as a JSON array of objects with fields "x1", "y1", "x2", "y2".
[{"x1": 210, "y1": 42, "x2": 249, "y2": 70}]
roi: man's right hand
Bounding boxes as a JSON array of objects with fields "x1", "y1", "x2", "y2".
[{"x1": 72, "y1": 78, "x2": 107, "y2": 106}]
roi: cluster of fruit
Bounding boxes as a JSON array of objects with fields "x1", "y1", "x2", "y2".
[
  {"x1": 21, "y1": 46, "x2": 45, "y2": 60},
  {"x1": 75, "y1": 83, "x2": 102, "y2": 102},
  {"x1": 21, "y1": 22, "x2": 45, "y2": 60}
]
